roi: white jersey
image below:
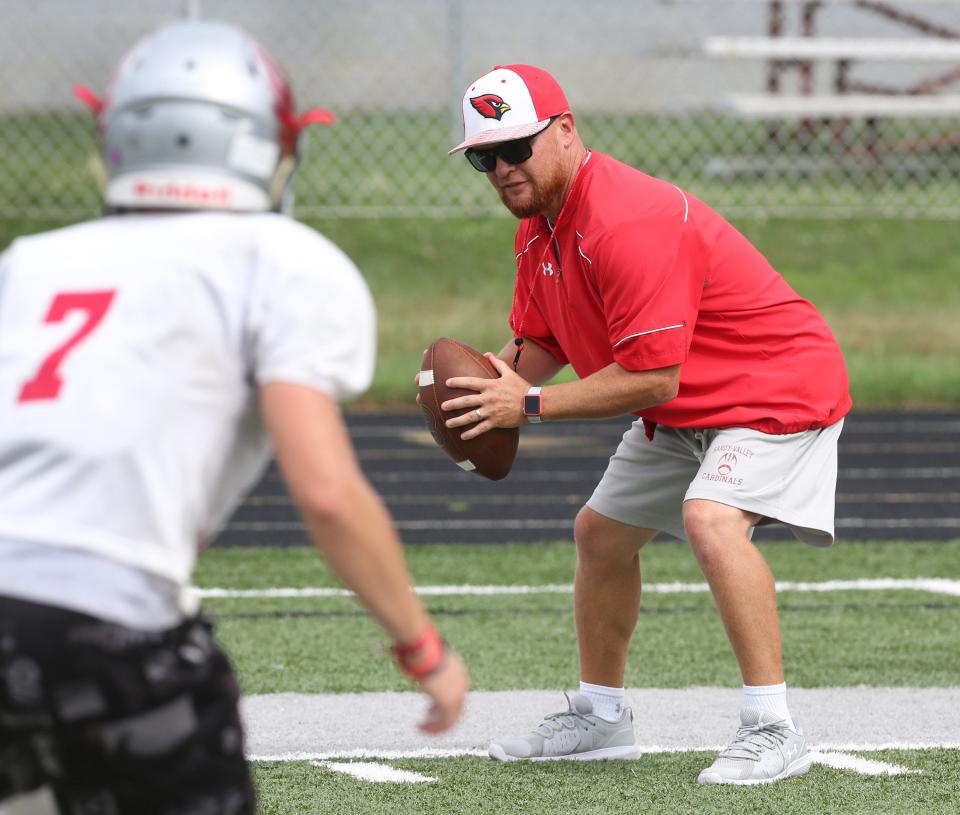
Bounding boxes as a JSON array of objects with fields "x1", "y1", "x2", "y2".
[{"x1": 0, "y1": 212, "x2": 375, "y2": 590}]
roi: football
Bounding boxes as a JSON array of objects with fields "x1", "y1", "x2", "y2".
[{"x1": 418, "y1": 337, "x2": 519, "y2": 480}]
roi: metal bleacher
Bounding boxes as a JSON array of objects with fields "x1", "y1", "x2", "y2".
[{"x1": 703, "y1": 1, "x2": 960, "y2": 175}]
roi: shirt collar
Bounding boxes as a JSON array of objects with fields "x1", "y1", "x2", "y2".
[{"x1": 537, "y1": 149, "x2": 596, "y2": 235}]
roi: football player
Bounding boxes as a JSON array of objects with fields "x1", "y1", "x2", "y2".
[{"x1": 0, "y1": 20, "x2": 468, "y2": 814}]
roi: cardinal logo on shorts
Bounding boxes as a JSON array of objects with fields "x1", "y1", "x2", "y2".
[
  {"x1": 470, "y1": 94, "x2": 511, "y2": 120},
  {"x1": 717, "y1": 453, "x2": 737, "y2": 475}
]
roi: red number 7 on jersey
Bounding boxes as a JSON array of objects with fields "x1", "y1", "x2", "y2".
[{"x1": 18, "y1": 290, "x2": 117, "y2": 403}]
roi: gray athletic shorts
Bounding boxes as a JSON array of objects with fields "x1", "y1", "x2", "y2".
[{"x1": 586, "y1": 419, "x2": 844, "y2": 546}]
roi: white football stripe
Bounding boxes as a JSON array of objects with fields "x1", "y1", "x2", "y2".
[
  {"x1": 418, "y1": 369, "x2": 434, "y2": 386},
  {"x1": 251, "y1": 744, "x2": 959, "y2": 762},
  {"x1": 196, "y1": 577, "x2": 960, "y2": 599},
  {"x1": 810, "y1": 751, "x2": 922, "y2": 776},
  {"x1": 312, "y1": 760, "x2": 437, "y2": 783},
  {"x1": 243, "y1": 688, "x2": 960, "y2": 759},
  {"x1": 456, "y1": 460, "x2": 476, "y2": 471},
  {"x1": 253, "y1": 748, "x2": 486, "y2": 761}
]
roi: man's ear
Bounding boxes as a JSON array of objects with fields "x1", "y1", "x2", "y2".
[{"x1": 558, "y1": 112, "x2": 577, "y2": 147}]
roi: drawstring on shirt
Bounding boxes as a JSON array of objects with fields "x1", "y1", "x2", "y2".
[
  {"x1": 512, "y1": 336, "x2": 525, "y2": 371},
  {"x1": 510, "y1": 150, "x2": 592, "y2": 373}
]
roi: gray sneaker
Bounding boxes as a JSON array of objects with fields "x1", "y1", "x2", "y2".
[
  {"x1": 698, "y1": 708, "x2": 812, "y2": 785},
  {"x1": 488, "y1": 693, "x2": 640, "y2": 761}
]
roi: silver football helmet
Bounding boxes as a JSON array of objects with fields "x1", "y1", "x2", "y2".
[{"x1": 75, "y1": 19, "x2": 333, "y2": 213}]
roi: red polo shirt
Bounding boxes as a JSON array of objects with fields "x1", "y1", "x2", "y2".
[{"x1": 509, "y1": 151, "x2": 851, "y2": 434}]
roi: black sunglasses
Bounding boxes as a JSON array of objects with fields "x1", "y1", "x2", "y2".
[{"x1": 464, "y1": 118, "x2": 557, "y2": 172}]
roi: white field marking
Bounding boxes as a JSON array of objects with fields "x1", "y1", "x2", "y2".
[
  {"x1": 251, "y1": 743, "x2": 960, "y2": 762},
  {"x1": 226, "y1": 517, "x2": 960, "y2": 532},
  {"x1": 253, "y1": 748, "x2": 488, "y2": 761},
  {"x1": 312, "y1": 760, "x2": 437, "y2": 783},
  {"x1": 393, "y1": 518, "x2": 960, "y2": 530},
  {"x1": 810, "y1": 751, "x2": 922, "y2": 776},
  {"x1": 197, "y1": 577, "x2": 960, "y2": 600},
  {"x1": 243, "y1": 688, "x2": 960, "y2": 763}
]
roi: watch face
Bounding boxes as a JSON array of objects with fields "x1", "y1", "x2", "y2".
[{"x1": 523, "y1": 394, "x2": 541, "y2": 416}]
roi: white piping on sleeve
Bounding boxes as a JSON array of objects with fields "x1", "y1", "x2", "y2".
[
  {"x1": 672, "y1": 185, "x2": 690, "y2": 223},
  {"x1": 613, "y1": 323, "x2": 685, "y2": 348}
]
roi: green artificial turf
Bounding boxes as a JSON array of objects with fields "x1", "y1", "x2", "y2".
[
  {"x1": 253, "y1": 750, "x2": 960, "y2": 815},
  {"x1": 196, "y1": 541, "x2": 960, "y2": 693}
]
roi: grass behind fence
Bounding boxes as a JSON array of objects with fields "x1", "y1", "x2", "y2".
[
  {"x1": 2, "y1": 106, "x2": 958, "y2": 406},
  {"x1": 1, "y1": 215, "x2": 958, "y2": 406},
  {"x1": 306, "y1": 216, "x2": 960, "y2": 407}
]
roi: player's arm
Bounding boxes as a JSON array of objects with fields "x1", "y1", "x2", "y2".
[
  {"x1": 531, "y1": 360, "x2": 679, "y2": 419},
  {"x1": 443, "y1": 357, "x2": 679, "y2": 438},
  {"x1": 494, "y1": 336, "x2": 564, "y2": 386},
  {"x1": 260, "y1": 381, "x2": 469, "y2": 732}
]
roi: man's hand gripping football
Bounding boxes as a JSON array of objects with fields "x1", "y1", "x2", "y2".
[{"x1": 442, "y1": 353, "x2": 531, "y2": 440}]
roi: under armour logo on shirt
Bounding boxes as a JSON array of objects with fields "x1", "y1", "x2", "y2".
[{"x1": 541, "y1": 261, "x2": 555, "y2": 276}]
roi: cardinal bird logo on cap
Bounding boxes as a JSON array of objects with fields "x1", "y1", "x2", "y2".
[{"x1": 470, "y1": 94, "x2": 511, "y2": 120}]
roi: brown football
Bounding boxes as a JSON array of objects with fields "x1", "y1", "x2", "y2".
[{"x1": 418, "y1": 337, "x2": 519, "y2": 480}]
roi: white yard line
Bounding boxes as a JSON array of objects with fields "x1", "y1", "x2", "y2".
[
  {"x1": 315, "y1": 752, "x2": 916, "y2": 783},
  {"x1": 262, "y1": 750, "x2": 928, "y2": 783},
  {"x1": 226, "y1": 517, "x2": 960, "y2": 531},
  {"x1": 245, "y1": 687, "x2": 960, "y2": 781},
  {"x1": 312, "y1": 760, "x2": 437, "y2": 783},
  {"x1": 223, "y1": 578, "x2": 959, "y2": 784},
  {"x1": 198, "y1": 577, "x2": 960, "y2": 600},
  {"x1": 252, "y1": 745, "x2": 960, "y2": 761},
  {"x1": 810, "y1": 751, "x2": 922, "y2": 776},
  {"x1": 256, "y1": 748, "x2": 488, "y2": 761},
  {"x1": 242, "y1": 687, "x2": 960, "y2": 758}
]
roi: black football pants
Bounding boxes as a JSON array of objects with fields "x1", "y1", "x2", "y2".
[{"x1": 0, "y1": 596, "x2": 255, "y2": 815}]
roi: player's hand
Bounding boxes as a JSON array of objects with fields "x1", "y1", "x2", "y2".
[
  {"x1": 416, "y1": 650, "x2": 470, "y2": 733},
  {"x1": 442, "y1": 353, "x2": 530, "y2": 440}
]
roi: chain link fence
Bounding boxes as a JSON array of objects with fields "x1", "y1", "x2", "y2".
[{"x1": 2, "y1": 0, "x2": 960, "y2": 219}]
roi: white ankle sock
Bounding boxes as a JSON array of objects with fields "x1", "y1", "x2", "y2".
[
  {"x1": 743, "y1": 682, "x2": 795, "y2": 729},
  {"x1": 579, "y1": 681, "x2": 625, "y2": 722}
]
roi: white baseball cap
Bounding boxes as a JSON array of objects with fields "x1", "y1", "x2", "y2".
[{"x1": 448, "y1": 64, "x2": 570, "y2": 154}]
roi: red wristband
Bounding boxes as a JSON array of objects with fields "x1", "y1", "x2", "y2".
[{"x1": 392, "y1": 624, "x2": 445, "y2": 680}]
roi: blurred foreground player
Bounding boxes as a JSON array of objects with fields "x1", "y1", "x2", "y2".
[
  {"x1": 442, "y1": 64, "x2": 850, "y2": 784},
  {"x1": 0, "y1": 20, "x2": 467, "y2": 815}
]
